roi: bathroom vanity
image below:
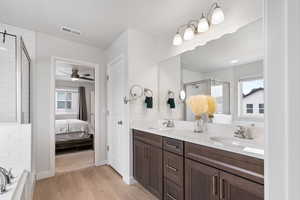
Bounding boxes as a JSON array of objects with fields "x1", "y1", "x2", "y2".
[{"x1": 132, "y1": 127, "x2": 264, "y2": 200}]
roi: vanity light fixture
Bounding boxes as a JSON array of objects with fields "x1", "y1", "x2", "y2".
[
  {"x1": 183, "y1": 25, "x2": 196, "y2": 41},
  {"x1": 172, "y1": 2, "x2": 225, "y2": 46},
  {"x1": 173, "y1": 32, "x2": 183, "y2": 46},
  {"x1": 211, "y1": 4, "x2": 225, "y2": 25},
  {"x1": 197, "y1": 13, "x2": 210, "y2": 33}
]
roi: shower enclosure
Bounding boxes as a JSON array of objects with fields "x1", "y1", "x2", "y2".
[
  {"x1": 184, "y1": 79, "x2": 230, "y2": 121},
  {"x1": 0, "y1": 30, "x2": 31, "y2": 123}
]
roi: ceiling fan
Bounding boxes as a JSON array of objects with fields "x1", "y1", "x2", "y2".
[{"x1": 60, "y1": 69, "x2": 94, "y2": 81}]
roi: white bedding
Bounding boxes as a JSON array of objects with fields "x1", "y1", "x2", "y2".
[{"x1": 55, "y1": 119, "x2": 89, "y2": 134}]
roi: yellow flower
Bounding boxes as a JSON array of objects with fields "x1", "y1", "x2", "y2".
[
  {"x1": 186, "y1": 95, "x2": 217, "y2": 117},
  {"x1": 207, "y1": 96, "x2": 217, "y2": 116},
  {"x1": 186, "y1": 95, "x2": 208, "y2": 116}
]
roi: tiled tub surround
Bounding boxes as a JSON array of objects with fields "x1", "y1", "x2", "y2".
[
  {"x1": 131, "y1": 120, "x2": 264, "y2": 159},
  {"x1": 0, "y1": 124, "x2": 32, "y2": 200}
]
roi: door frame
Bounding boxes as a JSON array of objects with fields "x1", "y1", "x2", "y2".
[
  {"x1": 106, "y1": 54, "x2": 129, "y2": 178},
  {"x1": 49, "y1": 56, "x2": 101, "y2": 176}
]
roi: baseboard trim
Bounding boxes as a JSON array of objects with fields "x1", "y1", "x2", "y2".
[
  {"x1": 95, "y1": 160, "x2": 107, "y2": 166},
  {"x1": 36, "y1": 170, "x2": 54, "y2": 180},
  {"x1": 123, "y1": 176, "x2": 137, "y2": 185}
]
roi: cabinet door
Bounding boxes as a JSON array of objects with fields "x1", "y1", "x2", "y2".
[
  {"x1": 147, "y1": 145, "x2": 163, "y2": 200},
  {"x1": 220, "y1": 172, "x2": 264, "y2": 200},
  {"x1": 133, "y1": 139, "x2": 149, "y2": 186},
  {"x1": 185, "y1": 159, "x2": 219, "y2": 200}
]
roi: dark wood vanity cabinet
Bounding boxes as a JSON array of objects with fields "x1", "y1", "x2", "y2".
[
  {"x1": 185, "y1": 159, "x2": 264, "y2": 200},
  {"x1": 220, "y1": 172, "x2": 264, "y2": 200},
  {"x1": 185, "y1": 159, "x2": 219, "y2": 200},
  {"x1": 133, "y1": 129, "x2": 264, "y2": 200},
  {"x1": 133, "y1": 139, "x2": 150, "y2": 186},
  {"x1": 133, "y1": 130, "x2": 163, "y2": 200}
]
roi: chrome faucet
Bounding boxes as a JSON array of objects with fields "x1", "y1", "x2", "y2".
[
  {"x1": 0, "y1": 167, "x2": 14, "y2": 194},
  {"x1": 162, "y1": 119, "x2": 175, "y2": 128},
  {"x1": 234, "y1": 126, "x2": 253, "y2": 140}
]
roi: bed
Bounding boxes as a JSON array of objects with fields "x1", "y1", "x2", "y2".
[{"x1": 55, "y1": 119, "x2": 93, "y2": 154}]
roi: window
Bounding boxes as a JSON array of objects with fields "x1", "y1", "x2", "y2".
[
  {"x1": 211, "y1": 81, "x2": 230, "y2": 114},
  {"x1": 211, "y1": 84, "x2": 223, "y2": 114},
  {"x1": 259, "y1": 103, "x2": 264, "y2": 114},
  {"x1": 239, "y1": 78, "x2": 264, "y2": 118},
  {"x1": 56, "y1": 88, "x2": 79, "y2": 114},
  {"x1": 246, "y1": 104, "x2": 253, "y2": 113}
]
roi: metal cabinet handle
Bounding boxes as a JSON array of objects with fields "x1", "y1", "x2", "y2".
[
  {"x1": 212, "y1": 175, "x2": 218, "y2": 196},
  {"x1": 167, "y1": 193, "x2": 177, "y2": 200},
  {"x1": 166, "y1": 142, "x2": 179, "y2": 149},
  {"x1": 167, "y1": 165, "x2": 178, "y2": 172},
  {"x1": 220, "y1": 178, "x2": 225, "y2": 200},
  {"x1": 117, "y1": 120, "x2": 123, "y2": 125}
]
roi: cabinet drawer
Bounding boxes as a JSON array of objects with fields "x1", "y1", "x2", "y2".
[
  {"x1": 133, "y1": 129, "x2": 163, "y2": 148},
  {"x1": 185, "y1": 142, "x2": 264, "y2": 184},
  {"x1": 164, "y1": 178, "x2": 184, "y2": 200},
  {"x1": 164, "y1": 151, "x2": 184, "y2": 186},
  {"x1": 163, "y1": 137, "x2": 184, "y2": 155}
]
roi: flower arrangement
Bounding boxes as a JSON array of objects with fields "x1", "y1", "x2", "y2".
[
  {"x1": 186, "y1": 95, "x2": 217, "y2": 118},
  {"x1": 186, "y1": 95, "x2": 217, "y2": 132}
]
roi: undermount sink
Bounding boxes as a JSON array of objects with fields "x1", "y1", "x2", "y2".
[
  {"x1": 210, "y1": 136, "x2": 264, "y2": 155},
  {"x1": 148, "y1": 127, "x2": 172, "y2": 131}
]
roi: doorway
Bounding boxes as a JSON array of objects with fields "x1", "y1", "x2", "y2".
[{"x1": 49, "y1": 57, "x2": 100, "y2": 175}]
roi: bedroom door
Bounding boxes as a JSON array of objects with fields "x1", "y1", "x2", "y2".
[{"x1": 107, "y1": 56, "x2": 126, "y2": 176}]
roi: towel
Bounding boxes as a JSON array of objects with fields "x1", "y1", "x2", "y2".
[
  {"x1": 145, "y1": 96, "x2": 153, "y2": 109},
  {"x1": 167, "y1": 98, "x2": 175, "y2": 109}
]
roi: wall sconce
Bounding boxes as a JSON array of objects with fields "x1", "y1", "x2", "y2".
[{"x1": 172, "y1": 2, "x2": 225, "y2": 46}]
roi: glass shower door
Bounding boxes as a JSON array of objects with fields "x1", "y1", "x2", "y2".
[
  {"x1": 21, "y1": 38, "x2": 31, "y2": 124},
  {"x1": 0, "y1": 32, "x2": 17, "y2": 122}
]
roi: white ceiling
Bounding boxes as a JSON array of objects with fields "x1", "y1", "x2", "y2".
[
  {"x1": 181, "y1": 19, "x2": 263, "y2": 73},
  {"x1": 56, "y1": 61, "x2": 95, "y2": 82},
  {"x1": 0, "y1": 0, "x2": 262, "y2": 48}
]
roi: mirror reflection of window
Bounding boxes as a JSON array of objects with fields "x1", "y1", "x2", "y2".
[
  {"x1": 239, "y1": 78, "x2": 264, "y2": 119},
  {"x1": 211, "y1": 81, "x2": 230, "y2": 115}
]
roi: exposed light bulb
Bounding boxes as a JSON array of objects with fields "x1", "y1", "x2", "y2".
[
  {"x1": 71, "y1": 78, "x2": 79, "y2": 81},
  {"x1": 211, "y1": 5, "x2": 225, "y2": 25},
  {"x1": 183, "y1": 26, "x2": 195, "y2": 41},
  {"x1": 231, "y1": 59, "x2": 239, "y2": 64},
  {"x1": 197, "y1": 14, "x2": 210, "y2": 33},
  {"x1": 173, "y1": 33, "x2": 183, "y2": 46}
]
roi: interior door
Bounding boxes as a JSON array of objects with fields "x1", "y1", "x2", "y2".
[
  {"x1": 107, "y1": 56, "x2": 126, "y2": 175},
  {"x1": 185, "y1": 159, "x2": 219, "y2": 200}
]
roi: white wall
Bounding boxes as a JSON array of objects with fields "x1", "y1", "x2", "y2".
[
  {"x1": 35, "y1": 32, "x2": 106, "y2": 177},
  {"x1": 182, "y1": 68, "x2": 204, "y2": 83},
  {"x1": 265, "y1": 0, "x2": 300, "y2": 199}
]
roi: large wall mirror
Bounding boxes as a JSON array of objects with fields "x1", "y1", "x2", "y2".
[{"x1": 158, "y1": 19, "x2": 264, "y2": 124}]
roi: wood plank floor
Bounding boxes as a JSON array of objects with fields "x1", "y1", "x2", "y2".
[
  {"x1": 34, "y1": 165, "x2": 158, "y2": 200},
  {"x1": 55, "y1": 150, "x2": 94, "y2": 174}
]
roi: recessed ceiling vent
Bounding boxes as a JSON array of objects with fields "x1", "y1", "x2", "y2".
[{"x1": 60, "y1": 26, "x2": 81, "y2": 36}]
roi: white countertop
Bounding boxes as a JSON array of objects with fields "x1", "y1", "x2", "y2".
[{"x1": 131, "y1": 121, "x2": 264, "y2": 160}]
